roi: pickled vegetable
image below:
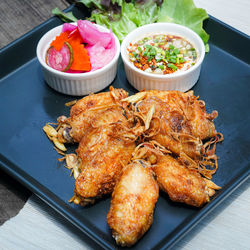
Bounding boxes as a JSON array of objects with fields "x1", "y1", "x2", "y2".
[{"x1": 46, "y1": 42, "x2": 73, "y2": 72}]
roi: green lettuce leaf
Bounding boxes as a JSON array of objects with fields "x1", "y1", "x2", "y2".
[
  {"x1": 52, "y1": 0, "x2": 210, "y2": 50},
  {"x1": 91, "y1": 9, "x2": 137, "y2": 42},
  {"x1": 52, "y1": 7, "x2": 78, "y2": 22},
  {"x1": 158, "y1": 0, "x2": 209, "y2": 47},
  {"x1": 78, "y1": 0, "x2": 123, "y2": 12},
  {"x1": 77, "y1": 0, "x2": 105, "y2": 10},
  {"x1": 87, "y1": 0, "x2": 160, "y2": 42},
  {"x1": 125, "y1": 0, "x2": 159, "y2": 27}
]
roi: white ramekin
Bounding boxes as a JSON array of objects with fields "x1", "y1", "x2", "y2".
[
  {"x1": 36, "y1": 23, "x2": 120, "y2": 96},
  {"x1": 121, "y1": 23, "x2": 205, "y2": 92}
]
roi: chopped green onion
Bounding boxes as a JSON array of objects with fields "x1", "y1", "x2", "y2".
[
  {"x1": 158, "y1": 65, "x2": 164, "y2": 70},
  {"x1": 132, "y1": 52, "x2": 137, "y2": 57},
  {"x1": 167, "y1": 63, "x2": 178, "y2": 71},
  {"x1": 179, "y1": 58, "x2": 186, "y2": 63},
  {"x1": 173, "y1": 48, "x2": 180, "y2": 55},
  {"x1": 162, "y1": 58, "x2": 168, "y2": 63},
  {"x1": 150, "y1": 48, "x2": 156, "y2": 56},
  {"x1": 143, "y1": 48, "x2": 149, "y2": 57},
  {"x1": 192, "y1": 51, "x2": 197, "y2": 60},
  {"x1": 145, "y1": 44, "x2": 152, "y2": 49},
  {"x1": 147, "y1": 56, "x2": 153, "y2": 62},
  {"x1": 169, "y1": 44, "x2": 175, "y2": 50},
  {"x1": 169, "y1": 56, "x2": 177, "y2": 63},
  {"x1": 165, "y1": 51, "x2": 170, "y2": 58}
]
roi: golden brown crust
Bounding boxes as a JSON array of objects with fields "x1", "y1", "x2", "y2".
[
  {"x1": 142, "y1": 90, "x2": 218, "y2": 140},
  {"x1": 134, "y1": 91, "x2": 217, "y2": 160},
  {"x1": 75, "y1": 126, "x2": 136, "y2": 202},
  {"x1": 136, "y1": 95, "x2": 203, "y2": 159},
  {"x1": 70, "y1": 88, "x2": 128, "y2": 117},
  {"x1": 68, "y1": 106, "x2": 128, "y2": 142},
  {"x1": 107, "y1": 161, "x2": 159, "y2": 247},
  {"x1": 153, "y1": 155, "x2": 209, "y2": 207}
]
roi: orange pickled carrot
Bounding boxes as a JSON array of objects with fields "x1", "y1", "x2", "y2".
[
  {"x1": 69, "y1": 43, "x2": 91, "y2": 72},
  {"x1": 50, "y1": 31, "x2": 70, "y2": 51},
  {"x1": 67, "y1": 29, "x2": 83, "y2": 45}
]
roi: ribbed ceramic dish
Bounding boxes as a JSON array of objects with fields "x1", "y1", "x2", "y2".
[{"x1": 121, "y1": 23, "x2": 205, "y2": 92}]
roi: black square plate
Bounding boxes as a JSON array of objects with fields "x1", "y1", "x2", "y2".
[{"x1": 0, "y1": 5, "x2": 249, "y2": 250}]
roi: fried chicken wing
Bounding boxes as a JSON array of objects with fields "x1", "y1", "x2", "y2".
[
  {"x1": 63, "y1": 105, "x2": 129, "y2": 143},
  {"x1": 130, "y1": 90, "x2": 218, "y2": 140},
  {"x1": 189, "y1": 99, "x2": 218, "y2": 139},
  {"x1": 153, "y1": 154, "x2": 220, "y2": 207},
  {"x1": 107, "y1": 160, "x2": 159, "y2": 247},
  {"x1": 136, "y1": 97, "x2": 203, "y2": 159},
  {"x1": 148, "y1": 90, "x2": 218, "y2": 140},
  {"x1": 73, "y1": 125, "x2": 136, "y2": 206},
  {"x1": 70, "y1": 87, "x2": 128, "y2": 117},
  {"x1": 56, "y1": 88, "x2": 130, "y2": 144}
]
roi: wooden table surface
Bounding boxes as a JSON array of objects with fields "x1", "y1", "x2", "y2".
[{"x1": 0, "y1": 0, "x2": 249, "y2": 248}]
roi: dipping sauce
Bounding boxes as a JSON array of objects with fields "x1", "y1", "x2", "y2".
[{"x1": 127, "y1": 34, "x2": 198, "y2": 75}]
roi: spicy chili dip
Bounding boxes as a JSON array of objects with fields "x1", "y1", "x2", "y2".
[{"x1": 127, "y1": 33, "x2": 198, "y2": 75}]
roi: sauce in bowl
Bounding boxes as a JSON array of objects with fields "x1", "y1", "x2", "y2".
[{"x1": 127, "y1": 34, "x2": 198, "y2": 75}]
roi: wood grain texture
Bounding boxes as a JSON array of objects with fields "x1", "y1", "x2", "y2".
[
  {"x1": 0, "y1": 0, "x2": 69, "y2": 224},
  {"x1": 0, "y1": 0, "x2": 69, "y2": 48}
]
